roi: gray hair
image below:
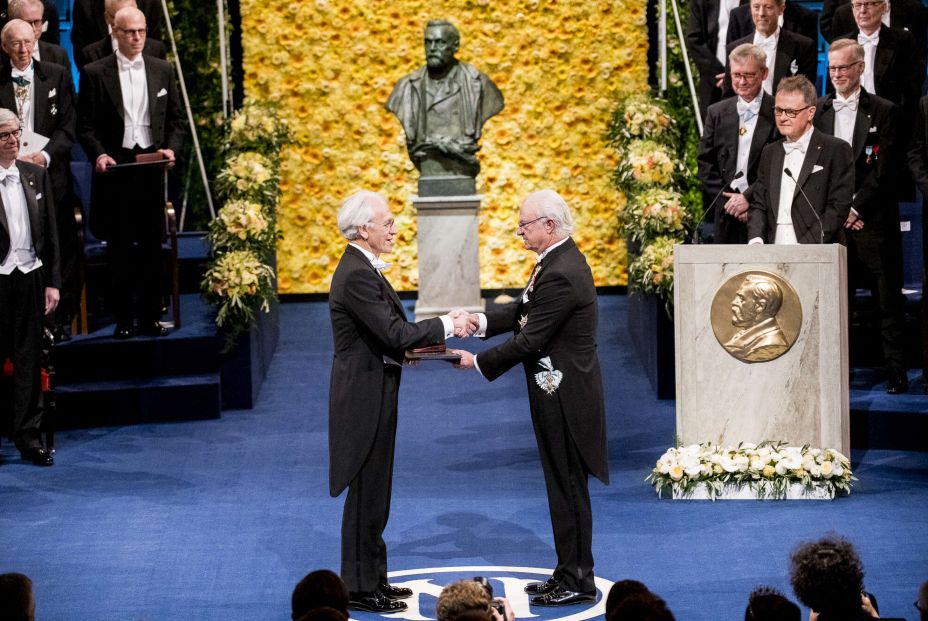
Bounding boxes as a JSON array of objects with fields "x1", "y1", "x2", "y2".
[
  {"x1": 338, "y1": 190, "x2": 384, "y2": 241},
  {"x1": 425, "y1": 19, "x2": 460, "y2": 45},
  {"x1": 522, "y1": 189, "x2": 574, "y2": 236},
  {"x1": 776, "y1": 75, "x2": 817, "y2": 107},
  {"x1": 729, "y1": 43, "x2": 767, "y2": 69},
  {"x1": 828, "y1": 38, "x2": 864, "y2": 62},
  {"x1": 7, "y1": 0, "x2": 43, "y2": 19},
  {"x1": 1, "y1": 18, "x2": 34, "y2": 44},
  {"x1": 0, "y1": 108, "x2": 21, "y2": 129}
]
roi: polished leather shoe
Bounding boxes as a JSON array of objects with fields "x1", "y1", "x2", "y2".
[
  {"x1": 348, "y1": 591, "x2": 408, "y2": 613},
  {"x1": 887, "y1": 370, "x2": 909, "y2": 394},
  {"x1": 20, "y1": 447, "x2": 54, "y2": 466},
  {"x1": 138, "y1": 322, "x2": 169, "y2": 337},
  {"x1": 530, "y1": 586, "x2": 596, "y2": 607},
  {"x1": 524, "y1": 577, "x2": 560, "y2": 595},
  {"x1": 113, "y1": 324, "x2": 135, "y2": 339},
  {"x1": 378, "y1": 582, "x2": 413, "y2": 600}
]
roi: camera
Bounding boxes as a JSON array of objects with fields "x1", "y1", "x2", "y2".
[{"x1": 473, "y1": 577, "x2": 507, "y2": 620}]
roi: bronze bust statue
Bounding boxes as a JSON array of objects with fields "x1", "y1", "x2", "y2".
[
  {"x1": 722, "y1": 274, "x2": 790, "y2": 363},
  {"x1": 386, "y1": 19, "x2": 504, "y2": 196}
]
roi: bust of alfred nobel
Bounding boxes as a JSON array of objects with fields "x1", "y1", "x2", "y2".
[{"x1": 386, "y1": 19, "x2": 504, "y2": 195}]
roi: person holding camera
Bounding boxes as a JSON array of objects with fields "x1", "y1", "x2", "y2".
[{"x1": 436, "y1": 579, "x2": 514, "y2": 621}]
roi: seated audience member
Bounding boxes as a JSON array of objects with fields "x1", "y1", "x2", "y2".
[
  {"x1": 790, "y1": 535, "x2": 905, "y2": 620},
  {"x1": 607, "y1": 591, "x2": 675, "y2": 621},
  {"x1": 744, "y1": 586, "x2": 800, "y2": 621},
  {"x1": 436, "y1": 580, "x2": 514, "y2": 621},
  {"x1": 291, "y1": 569, "x2": 349, "y2": 621},
  {"x1": 605, "y1": 579, "x2": 650, "y2": 617},
  {"x1": 294, "y1": 607, "x2": 348, "y2": 621},
  {"x1": 917, "y1": 581, "x2": 928, "y2": 621},
  {"x1": 0, "y1": 572, "x2": 35, "y2": 621}
]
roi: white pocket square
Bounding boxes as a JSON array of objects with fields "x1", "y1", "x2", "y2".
[
  {"x1": 869, "y1": 126, "x2": 877, "y2": 133},
  {"x1": 157, "y1": 88, "x2": 167, "y2": 97},
  {"x1": 36, "y1": 193, "x2": 43, "y2": 199},
  {"x1": 48, "y1": 88, "x2": 56, "y2": 98},
  {"x1": 812, "y1": 165, "x2": 824, "y2": 174}
]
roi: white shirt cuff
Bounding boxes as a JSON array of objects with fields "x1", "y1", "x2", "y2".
[
  {"x1": 40, "y1": 150, "x2": 51, "y2": 167},
  {"x1": 474, "y1": 313, "x2": 488, "y2": 338},
  {"x1": 748, "y1": 237, "x2": 764, "y2": 245},
  {"x1": 439, "y1": 315, "x2": 454, "y2": 339},
  {"x1": 473, "y1": 353, "x2": 485, "y2": 378}
]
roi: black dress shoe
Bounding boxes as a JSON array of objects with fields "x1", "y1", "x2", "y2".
[
  {"x1": 887, "y1": 370, "x2": 909, "y2": 394},
  {"x1": 348, "y1": 591, "x2": 408, "y2": 613},
  {"x1": 20, "y1": 447, "x2": 54, "y2": 466},
  {"x1": 138, "y1": 322, "x2": 169, "y2": 337},
  {"x1": 524, "y1": 577, "x2": 560, "y2": 595},
  {"x1": 530, "y1": 586, "x2": 596, "y2": 607},
  {"x1": 113, "y1": 324, "x2": 135, "y2": 339},
  {"x1": 378, "y1": 582, "x2": 413, "y2": 599}
]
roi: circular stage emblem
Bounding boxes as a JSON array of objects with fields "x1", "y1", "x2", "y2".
[
  {"x1": 369, "y1": 566, "x2": 612, "y2": 621},
  {"x1": 710, "y1": 270, "x2": 802, "y2": 363}
]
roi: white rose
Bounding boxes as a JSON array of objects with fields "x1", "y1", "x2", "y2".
[
  {"x1": 734, "y1": 455, "x2": 750, "y2": 472},
  {"x1": 750, "y1": 458, "x2": 766, "y2": 472},
  {"x1": 833, "y1": 464, "x2": 845, "y2": 477},
  {"x1": 820, "y1": 461, "x2": 834, "y2": 478},
  {"x1": 775, "y1": 461, "x2": 788, "y2": 476},
  {"x1": 809, "y1": 464, "x2": 822, "y2": 477}
]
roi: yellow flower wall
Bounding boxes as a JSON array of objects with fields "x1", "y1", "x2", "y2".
[{"x1": 241, "y1": 0, "x2": 648, "y2": 293}]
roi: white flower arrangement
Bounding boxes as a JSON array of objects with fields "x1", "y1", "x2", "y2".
[{"x1": 646, "y1": 441, "x2": 855, "y2": 500}]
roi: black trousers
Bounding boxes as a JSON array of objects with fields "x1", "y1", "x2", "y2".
[
  {"x1": 340, "y1": 365, "x2": 400, "y2": 593},
  {"x1": 529, "y1": 388, "x2": 595, "y2": 593},
  {"x1": 0, "y1": 268, "x2": 45, "y2": 450},
  {"x1": 847, "y1": 225, "x2": 906, "y2": 372}
]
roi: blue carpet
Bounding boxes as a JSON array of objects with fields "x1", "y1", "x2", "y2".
[{"x1": 1, "y1": 296, "x2": 927, "y2": 621}]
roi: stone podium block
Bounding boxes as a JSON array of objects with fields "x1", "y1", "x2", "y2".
[
  {"x1": 674, "y1": 244, "x2": 849, "y2": 456},
  {"x1": 412, "y1": 195, "x2": 485, "y2": 320}
]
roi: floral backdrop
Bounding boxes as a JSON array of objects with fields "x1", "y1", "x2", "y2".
[{"x1": 240, "y1": 0, "x2": 648, "y2": 293}]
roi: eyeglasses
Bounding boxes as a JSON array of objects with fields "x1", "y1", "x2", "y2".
[
  {"x1": 773, "y1": 105, "x2": 812, "y2": 118},
  {"x1": 516, "y1": 215, "x2": 549, "y2": 232},
  {"x1": 118, "y1": 27, "x2": 147, "y2": 37},
  {"x1": 0, "y1": 128, "x2": 23, "y2": 142},
  {"x1": 731, "y1": 72, "x2": 758, "y2": 82},
  {"x1": 851, "y1": 0, "x2": 885, "y2": 10},
  {"x1": 23, "y1": 19, "x2": 44, "y2": 28},
  {"x1": 828, "y1": 61, "x2": 863, "y2": 74},
  {"x1": 366, "y1": 218, "x2": 395, "y2": 230}
]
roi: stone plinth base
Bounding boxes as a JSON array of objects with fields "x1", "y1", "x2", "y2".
[{"x1": 412, "y1": 194, "x2": 485, "y2": 321}]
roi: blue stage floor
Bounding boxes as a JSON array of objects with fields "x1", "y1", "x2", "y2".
[{"x1": 1, "y1": 296, "x2": 927, "y2": 620}]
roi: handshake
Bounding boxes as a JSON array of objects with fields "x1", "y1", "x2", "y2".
[{"x1": 447, "y1": 309, "x2": 481, "y2": 338}]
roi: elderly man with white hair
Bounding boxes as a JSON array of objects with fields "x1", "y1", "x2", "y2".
[
  {"x1": 452, "y1": 189, "x2": 609, "y2": 607},
  {"x1": 327, "y1": 190, "x2": 477, "y2": 614}
]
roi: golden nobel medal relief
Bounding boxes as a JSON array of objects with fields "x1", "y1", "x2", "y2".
[{"x1": 710, "y1": 271, "x2": 802, "y2": 363}]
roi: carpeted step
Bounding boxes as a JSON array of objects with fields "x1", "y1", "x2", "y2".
[
  {"x1": 850, "y1": 370, "x2": 928, "y2": 451},
  {"x1": 52, "y1": 372, "x2": 222, "y2": 429}
]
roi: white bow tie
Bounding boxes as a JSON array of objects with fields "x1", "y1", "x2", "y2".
[
  {"x1": 858, "y1": 32, "x2": 879, "y2": 46},
  {"x1": 119, "y1": 57, "x2": 143, "y2": 71},
  {"x1": 371, "y1": 259, "x2": 391, "y2": 271},
  {"x1": 833, "y1": 98, "x2": 859, "y2": 112},
  {"x1": 783, "y1": 141, "x2": 806, "y2": 155},
  {"x1": 737, "y1": 99, "x2": 761, "y2": 121},
  {"x1": 756, "y1": 35, "x2": 776, "y2": 49},
  {"x1": 0, "y1": 167, "x2": 21, "y2": 184}
]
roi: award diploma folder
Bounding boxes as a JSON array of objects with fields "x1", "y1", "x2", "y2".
[{"x1": 406, "y1": 344, "x2": 462, "y2": 362}]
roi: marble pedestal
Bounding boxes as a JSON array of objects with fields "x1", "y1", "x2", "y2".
[
  {"x1": 412, "y1": 194, "x2": 485, "y2": 320},
  {"x1": 674, "y1": 244, "x2": 849, "y2": 456}
]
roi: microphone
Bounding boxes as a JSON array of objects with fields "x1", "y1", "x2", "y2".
[
  {"x1": 692, "y1": 170, "x2": 745, "y2": 244},
  {"x1": 784, "y1": 168, "x2": 824, "y2": 244}
]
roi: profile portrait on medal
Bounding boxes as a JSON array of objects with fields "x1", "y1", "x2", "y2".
[{"x1": 711, "y1": 271, "x2": 802, "y2": 363}]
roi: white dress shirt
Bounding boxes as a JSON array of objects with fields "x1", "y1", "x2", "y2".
[
  {"x1": 10, "y1": 64, "x2": 34, "y2": 133},
  {"x1": 774, "y1": 126, "x2": 815, "y2": 244},
  {"x1": 858, "y1": 28, "x2": 880, "y2": 95},
  {"x1": 116, "y1": 50, "x2": 153, "y2": 149},
  {"x1": 0, "y1": 164, "x2": 42, "y2": 275},
  {"x1": 833, "y1": 88, "x2": 860, "y2": 147},
  {"x1": 753, "y1": 28, "x2": 780, "y2": 95},
  {"x1": 733, "y1": 92, "x2": 763, "y2": 192},
  {"x1": 716, "y1": 0, "x2": 742, "y2": 66}
]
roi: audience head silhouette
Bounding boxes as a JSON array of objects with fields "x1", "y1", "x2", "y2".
[
  {"x1": 0, "y1": 573, "x2": 35, "y2": 621},
  {"x1": 291, "y1": 569, "x2": 349, "y2": 621}
]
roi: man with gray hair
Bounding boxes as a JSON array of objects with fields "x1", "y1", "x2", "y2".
[
  {"x1": 452, "y1": 190, "x2": 608, "y2": 607},
  {"x1": 698, "y1": 43, "x2": 779, "y2": 243},
  {"x1": 5, "y1": 0, "x2": 71, "y2": 75},
  {"x1": 0, "y1": 106, "x2": 58, "y2": 466},
  {"x1": 80, "y1": 0, "x2": 167, "y2": 66},
  {"x1": 328, "y1": 190, "x2": 477, "y2": 613}
]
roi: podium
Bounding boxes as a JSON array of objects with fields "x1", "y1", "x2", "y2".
[{"x1": 673, "y1": 244, "x2": 849, "y2": 456}]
